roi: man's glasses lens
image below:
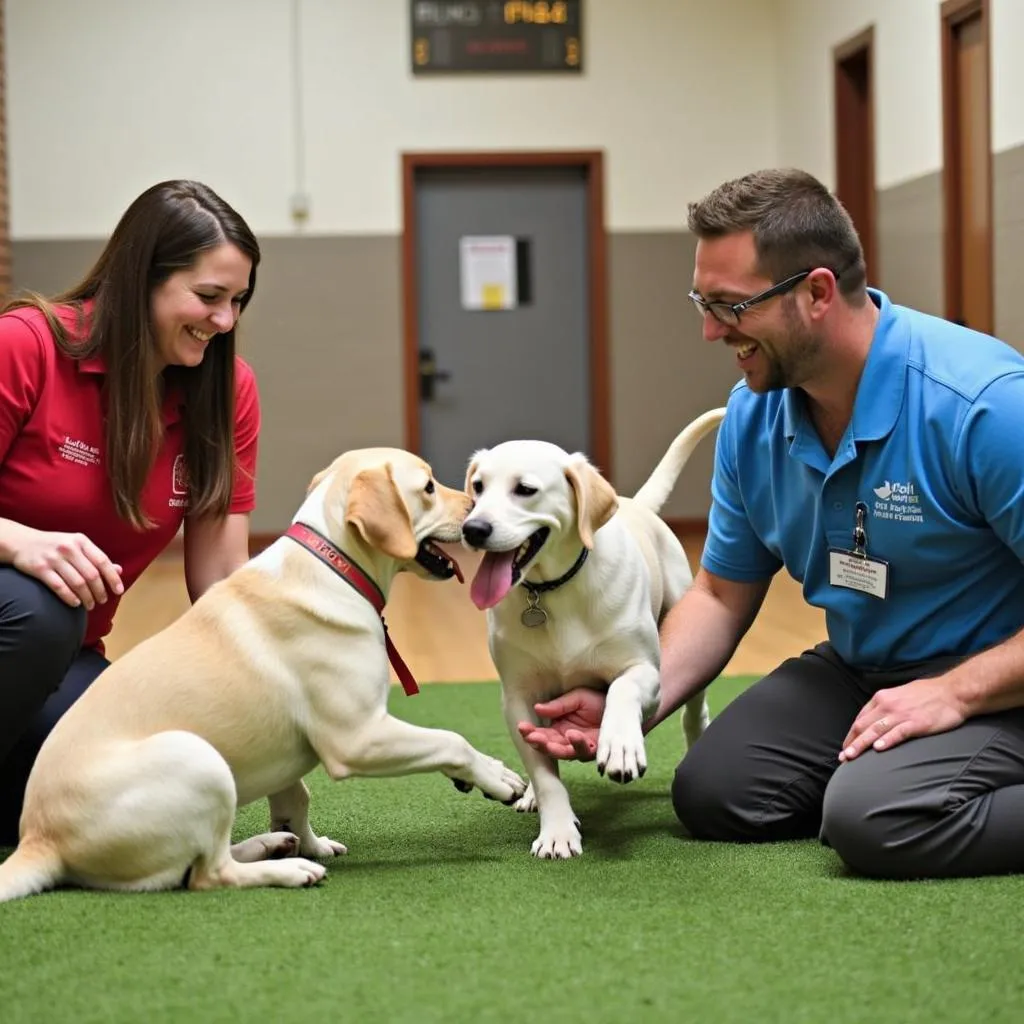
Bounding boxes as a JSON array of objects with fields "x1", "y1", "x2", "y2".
[{"x1": 689, "y1": 294, "x2": 739, "y2": 327}]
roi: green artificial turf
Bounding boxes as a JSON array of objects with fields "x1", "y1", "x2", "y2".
[{"x1": 1, "y1": 675, "x2": 1021, "y2": 1024}]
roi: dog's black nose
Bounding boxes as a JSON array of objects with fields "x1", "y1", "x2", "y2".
[{"x1": 462, "y1": 519, "x2": 493, "y2": 548}]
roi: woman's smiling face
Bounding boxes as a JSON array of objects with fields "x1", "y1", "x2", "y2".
[{"x1": 149, "y1": 242, "x2": 252, "y2": 370}]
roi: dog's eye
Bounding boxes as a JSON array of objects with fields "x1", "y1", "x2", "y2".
[
  {"x1": 472, "y1": 480, "x2": 483, "y2": 495},
  {"x1": 514, "y1": 483, "x2": 538, "y2": 497},
  {"x1": 424, "y1": 480, "x2": 435, "y2": 495}
]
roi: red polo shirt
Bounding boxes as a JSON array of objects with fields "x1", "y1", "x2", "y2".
[{"x1": 0, "y1": 302, "x2": 260, "y2": 651}]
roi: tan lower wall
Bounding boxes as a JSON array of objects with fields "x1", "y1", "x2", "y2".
[
  {"x1": 14, "y1": 146, "x2": 1022, "y2": 534},
  {"x1": 876, "y1": 171, "x2": 944, "y2": 319},
  {"x1": 995, "y1": 145, "x2": 1024, "y2": 353},
  {"x1": 13, "y1": 231, "x2": 735, "y2": 534}
]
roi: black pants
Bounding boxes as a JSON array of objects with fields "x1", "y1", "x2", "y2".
[
  {"x1": 672, "y1": 642, "x2": 1024, "y2": 879},
  {"x1": 0, "y1": 566, "x2": 109, "y2": 844}
]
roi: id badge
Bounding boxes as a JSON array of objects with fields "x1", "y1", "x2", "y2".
[{"x1": 829, "y1": 549, "x2": 889, "y2": 599}]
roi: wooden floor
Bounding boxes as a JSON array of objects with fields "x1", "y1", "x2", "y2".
[{"x1": 105, "y1": 530, "x2": 826, "y2": 681}]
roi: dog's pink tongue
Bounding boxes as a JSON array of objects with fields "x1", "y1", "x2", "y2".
[{"x1": 470, "y1": 550, "x2": 516, "y2": 610}]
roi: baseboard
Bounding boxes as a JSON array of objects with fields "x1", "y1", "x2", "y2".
[
  {"x1": 161, "y1": 521, "x2": 709, "y2": 560},
  {"x1": 664, "y1": 517, "x2": 709, "y2": 536}
]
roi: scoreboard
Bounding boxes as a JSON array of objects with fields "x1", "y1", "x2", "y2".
[{"x1": 410, "y1": 1, "x2": 583, "y2": 74}]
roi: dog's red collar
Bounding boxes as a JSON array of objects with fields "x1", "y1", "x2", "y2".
[{"x1": 284, "y1": 522, "x2": 419, "y2": 696}]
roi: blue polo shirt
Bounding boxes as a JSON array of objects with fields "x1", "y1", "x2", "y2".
[{"x1": 702, "y1": 288, "x2": 1024, "y2": 670}]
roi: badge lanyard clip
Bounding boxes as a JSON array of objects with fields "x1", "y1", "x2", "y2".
[{"x1": 853, "y1": 501, "x2": 868, "y2": 557}]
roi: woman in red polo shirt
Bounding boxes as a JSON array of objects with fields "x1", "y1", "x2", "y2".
[{"x1": 0, "y1": 179, "x2": 262, "y2": 843}]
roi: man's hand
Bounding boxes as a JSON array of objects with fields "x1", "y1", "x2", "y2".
[
  {"x1": 838, "y1": 676, "x2": 968, "y2": 763},
  {"x1": 517, "y1": 688, "x2": 606, "y2": 761}
]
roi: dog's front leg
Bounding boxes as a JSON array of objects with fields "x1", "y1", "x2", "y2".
[
  {"x1": 268, "y1": 780, "x2": 348, "y2": 859},
  {"x1": 504, "y1": 692, "x2": 583, "y2": 859},
  {"x1": 316, "y1": 715, "x2": 526, "y2": 805},
  {"x1": 598, "y1": 662, "x2": 659, "y2": 783}
]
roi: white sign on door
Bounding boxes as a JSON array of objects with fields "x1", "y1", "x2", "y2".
[{"x1": 459, "y1": 235, "x2": 518, "y2": 310}]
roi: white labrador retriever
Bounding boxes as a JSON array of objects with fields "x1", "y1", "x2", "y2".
[
  {"x1": 0, "y1": 447, "x2": 526, "y2": 902},
  {"x1": 462, "y1": 409, "x2": 726, "y2": 858}
]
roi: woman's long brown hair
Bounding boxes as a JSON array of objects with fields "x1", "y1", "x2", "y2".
[{"x1": 2, "y1": 180, "x2": 261, "y2": 529}]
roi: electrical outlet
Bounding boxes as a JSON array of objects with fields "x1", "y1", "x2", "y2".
[{"x1": 290, "y1": 192, "x2": 311, "y2": 223}]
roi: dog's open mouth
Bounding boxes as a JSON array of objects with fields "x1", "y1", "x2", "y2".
[
  {"x1": 415, "y1": 539, "x2": 464, "y2": 582},
  {"x1": 469, "y1": 527, "x2": 550, "y2": 610}
]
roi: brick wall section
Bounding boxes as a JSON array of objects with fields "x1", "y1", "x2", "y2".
[{"x1": 0, "y1": 0, "x2": 10, "y2": 300}]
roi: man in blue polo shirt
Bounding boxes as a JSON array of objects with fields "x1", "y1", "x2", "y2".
[{"x1": 517, "y1": 167, "x2": 1024, "y2": 879}]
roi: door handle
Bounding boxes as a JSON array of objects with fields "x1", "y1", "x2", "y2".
[{"x1": 419, "y1": 348, "x2": 452, "y2": 401}]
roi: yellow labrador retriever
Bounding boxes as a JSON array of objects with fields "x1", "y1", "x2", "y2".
[
  {"x1": 462, "y1": 409, "x2": 726, "y2": 858},
  {"x1": 0, "y1": 448, "x2": 526, "y2": 902}
]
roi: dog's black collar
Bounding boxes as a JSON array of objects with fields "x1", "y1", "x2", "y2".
[{"x1": 522, "y1": 547, "x2": 589, "y2": 595}]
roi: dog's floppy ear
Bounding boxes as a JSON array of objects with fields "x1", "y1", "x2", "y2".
[
  {"x1": 344, "y1": 464, "x2": 419, "y2": 560},
  {"x1": 564, "y1": 459, "x2": 618, "y2": 549},
  {"x1": 307, "y1": 466, "x2": 331, "y2": 495},
  {"x1": 464, "y1": 452, "x2": 485, "y2": 496}
]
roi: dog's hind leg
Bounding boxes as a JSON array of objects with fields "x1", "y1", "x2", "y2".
[
  {"x1": 681, "y1": 693, "x2": 710, "y2": 752},
  {"x1": 315, "y1": 715, "x2": 526, "y2": 805},
  {"x1": 62, "y1": 732, "x2": 325, "y2": 893},
  {"x1": 659, "y1": 559, "x2": 710, "y2": 755}
]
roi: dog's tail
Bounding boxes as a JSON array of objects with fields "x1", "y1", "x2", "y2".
[
  {"x1": 0, "y1": 840, "x2": 64, "y2": 904},
  {"x1": 631, "y1": 406, "x2": 728, "y2": 513}
]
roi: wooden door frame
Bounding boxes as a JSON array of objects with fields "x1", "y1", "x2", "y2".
[
  {"x1": 401, "y1": 150, "x2": 611, "y2": 479},
  {"x1": 833, "y1": 26, "x2": 876, "y2": 284},
  {"x1": 940, "y1": 0, "x2": 993, "y2": 327}
]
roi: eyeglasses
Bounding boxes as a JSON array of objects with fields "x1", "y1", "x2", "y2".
[{"x1": 688, "y1": 269, "x2": 816, "y2": 327}]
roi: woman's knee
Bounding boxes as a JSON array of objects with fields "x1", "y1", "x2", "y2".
[{"x1": 0, "y1": 567, "x2": 87, "y2": 672}]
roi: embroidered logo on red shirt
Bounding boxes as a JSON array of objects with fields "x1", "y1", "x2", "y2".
[
  {"x1": 58, "y1": 435, "x2": 101, "y2": 467},
  {"x1": 170, "y1": 454, "x2": 189, "y2": 509}
]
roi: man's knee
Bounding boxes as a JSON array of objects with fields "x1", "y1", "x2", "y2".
[
  {"x1": 672, "y1": 743, "x2": 756, "y2": 841},
  {"x1": 822, "y1": 758, "x2": 931, "y2": 879}
]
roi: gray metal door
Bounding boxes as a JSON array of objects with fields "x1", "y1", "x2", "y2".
[{"x1": 415, "y1": 166, "x2": 589, "y2": 488}]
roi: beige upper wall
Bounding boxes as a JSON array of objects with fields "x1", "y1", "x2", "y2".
[
  {"x1": 10, "y1": 0, "x2": 1024, "y2": 237},
  {"x1": 6, "y1": 0, "x2": 780, "y2": 238},
  {"x1": 777, "y1": 0, "x2": 1024, "y2": 189}
]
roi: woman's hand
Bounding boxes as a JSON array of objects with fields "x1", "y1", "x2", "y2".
[{"x1": 13, "y1": 529, "x2": 123, "y2": 609}]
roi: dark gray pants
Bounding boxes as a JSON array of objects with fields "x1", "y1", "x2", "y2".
[
  {"x1": 672, "y1": 642, "x2": 1024, "y2": 879},
  {"x1": 0, "y1": 566, "x2": 106, "y2": 845}
]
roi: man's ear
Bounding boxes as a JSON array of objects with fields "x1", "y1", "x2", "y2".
[
  {"x1": 806, "y1": 266, "x2": 839, "y2": 321},
  {"x1": 343, "y1": 464, "x2": 418, "y2": 560},
  {"x1": 564, "y1": 459, "x2": 618, "y2": 549}
]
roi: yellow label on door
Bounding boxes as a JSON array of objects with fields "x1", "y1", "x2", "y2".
[{"x1": 481, "y1": 283, "x2": 506, "y2": 309}]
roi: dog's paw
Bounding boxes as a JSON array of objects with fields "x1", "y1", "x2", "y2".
[
  {"x1": 531, "y1": 820, "x2": 583, "y2": 859},
  {"x1": 302, "y1": 835, "x2": 348, "y2": 859},
  {"x1": 456, "y1": 755, "x2": 527, "y2": 806},
  {"x1": 267, "y1": 857, "x2": 328, "y2": 888},
  {"x1": 495, "y1": 763, "x2": 529, "y2": 805},
  {"x1": 231, "y1": 831, "x2": 301, "y2": 863},
  {"x1": 596, "y1": 722, "x2": 647, "y2": 784},
  {"x1": 513, "y1": 782, "x2": 537, "y2": 813}
]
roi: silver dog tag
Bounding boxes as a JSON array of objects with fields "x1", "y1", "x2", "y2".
[
  {"x1": 521, "y1": 606, "x2": 548, "y2": 628},
  {"x1": 521, "y1": 590, "x2": 548, "y2": 628}
]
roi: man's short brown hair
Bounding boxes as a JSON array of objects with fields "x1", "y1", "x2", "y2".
[{"x1": 687, "y1": 168, "x2": 867, "y2": 300}]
